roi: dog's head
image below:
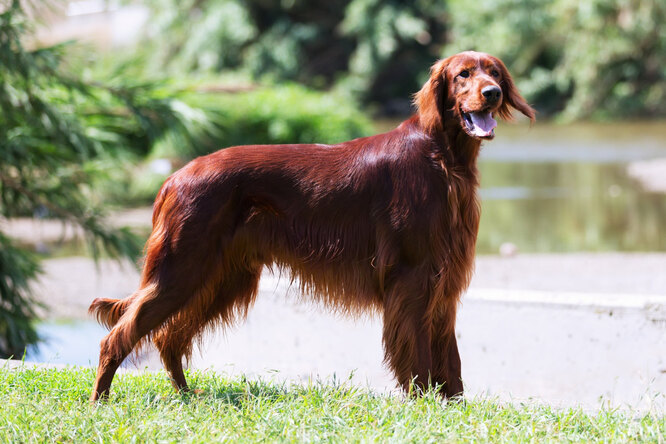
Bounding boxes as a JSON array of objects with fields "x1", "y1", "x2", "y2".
[{"x1": 414, "y1": 51, "x2": 535, "y2": 139}]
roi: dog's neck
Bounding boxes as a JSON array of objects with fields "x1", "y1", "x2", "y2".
[
  {"x1": 412, "y1": 114, "x2": 482, "y2": 171},
  {"x1": 445, "y1": 126, "x2": 482, "y2": 170}
]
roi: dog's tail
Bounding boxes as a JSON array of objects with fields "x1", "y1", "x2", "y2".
[{"x1": 88, "y1": 297, "x2": 134, "y2": 329}]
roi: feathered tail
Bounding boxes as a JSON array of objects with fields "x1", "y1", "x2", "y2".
[{"x1": 88, "y1": 297, "x2": 134, "y2": 329}]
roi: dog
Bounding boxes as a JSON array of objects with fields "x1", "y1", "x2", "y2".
[{"x1": 89, "y1": 51, "x2": 535, "y2": 401}]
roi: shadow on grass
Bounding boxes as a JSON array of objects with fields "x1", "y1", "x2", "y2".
[
  {"x1": 94, "y1": 369, "x2": 461, "y2": 409},
  {"x1": 192, "y1": 378, "x2": 292, "y2": 408},
  {"x1": 103, "y1": 369, "x2": 459, "y2": 409},
  {"x1": 180, "y1": 371, "x2": 388, "y2": 408}
]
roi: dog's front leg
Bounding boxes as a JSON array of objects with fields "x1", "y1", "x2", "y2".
[
  {"x1": 430, "y1": 326, "x2": 463, "y2": 399},
  {"x1": 381, "y1": 268, "x2": 435, "y2": 394}
]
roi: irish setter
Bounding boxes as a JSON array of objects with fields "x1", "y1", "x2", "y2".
[{"x1": 89, "y1": 51, "x2": 535, "y2": 401}]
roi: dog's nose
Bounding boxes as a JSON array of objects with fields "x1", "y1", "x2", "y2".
[{"x1": 482, "y1": 85, "x2": 502, "y2": 103}]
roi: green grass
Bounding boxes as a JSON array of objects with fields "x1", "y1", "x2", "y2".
[{"x1": 0, "y1": 366, "x2": 663, "y2": 443}]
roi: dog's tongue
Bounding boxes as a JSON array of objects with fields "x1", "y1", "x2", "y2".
[{"x1": 470, "y1": 112, "x2": 497, "y2": 137}]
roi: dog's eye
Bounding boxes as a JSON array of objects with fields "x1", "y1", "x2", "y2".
[
  {"x1": 458, "y1": 70, "x2": 470, "y2": 78},
  {"x1": 491, "y1": 69, "x2": 500, "y2": 78}
]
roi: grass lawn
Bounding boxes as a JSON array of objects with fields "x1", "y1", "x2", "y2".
[{"x1": 0, "y1": 365, "x2": 663, "y2": 442}]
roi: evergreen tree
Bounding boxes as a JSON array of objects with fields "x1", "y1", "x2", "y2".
[{"x1": 0, "y1": 1, "x2": 206, "y2": 357}]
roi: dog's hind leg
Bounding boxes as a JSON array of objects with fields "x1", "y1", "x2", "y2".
[
  {"x1": 152, "y1": 267, "x2": 262, "y2": 393},
  {"x1": 152, "y1": 322, "x2": 196, "y2": 392},
  {"x1": 90, "y1": 281, "x2": 195, "y2": 401}
]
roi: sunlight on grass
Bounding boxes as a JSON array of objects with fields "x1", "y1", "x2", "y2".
[{"x1": 0, "y1": 366, "x2": 663, "y2": 442}]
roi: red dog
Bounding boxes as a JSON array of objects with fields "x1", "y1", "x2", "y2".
[{"x1": 90, "y1": 51, "x2": 534, "y2": 401}]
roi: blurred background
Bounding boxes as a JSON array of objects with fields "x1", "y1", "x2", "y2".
[{"x1": 1, "y1": 0, "x2": 665, "y2": 408}]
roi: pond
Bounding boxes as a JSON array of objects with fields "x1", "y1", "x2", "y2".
[
  {"x1": 468, "y1": 121, "x2": 665, "y2": 253},
  {"x1": 372, "y1": 119, "x2": 666, "y2": 254},
  {"x1": 27, "y1": 321, "x2": 108, "y2": 367}
]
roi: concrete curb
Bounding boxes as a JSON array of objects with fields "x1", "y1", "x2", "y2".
[
  {"x1": 2, "y1": 360, "x2": 73, "y2": 370},
  {"x1": 465, "y1": 287, "x2": 666, "y2": 313}
]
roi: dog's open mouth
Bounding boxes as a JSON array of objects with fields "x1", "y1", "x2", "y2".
[{"x1": 461, "y1": 110, "x2": 497, "y2": 139}]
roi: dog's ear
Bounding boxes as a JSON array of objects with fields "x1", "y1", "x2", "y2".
[
  {"x1": 492, "y1": 57, "x2": 536, "y2": 122},
  {"x1": 414, "y1": 58, "x2": 449, "y2": 134}
]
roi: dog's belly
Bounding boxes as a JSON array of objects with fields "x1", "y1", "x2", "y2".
[{"x1": 233, "y1": 209, "x2": 384, "y2": 312}]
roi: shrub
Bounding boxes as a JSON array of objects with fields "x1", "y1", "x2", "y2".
[
  {"x1": 153, "y1": 84, "x2": 374, "y2": 159},
  {"x1": 107, "y1": 84, "x2": 374, "y2": 205}
]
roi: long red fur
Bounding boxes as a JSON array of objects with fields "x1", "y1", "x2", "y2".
[{"x1": 89, "y1": 51, "x2": 535, "y2": 401}]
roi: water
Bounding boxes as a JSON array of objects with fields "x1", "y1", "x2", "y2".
[
  {"x1": 374, "y1": 119, "x2": 666, "y2": 254},
  {"x1": 474, "y1": 121, "x2": 666, "y2": 253},
  {"x1": 27, "y1": 321, "x2": 107, "y2": 367}
]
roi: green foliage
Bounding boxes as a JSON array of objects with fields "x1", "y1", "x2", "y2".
[
  {"x1": 174, "y1": 84, "x2": 374, "y2": 157},
  {"x1": 101, "y1": 83, "x2": 373, "y2": 205},
  {"x1": 134, "y1": 0, "x2": 665, "y2": 119},
  {"x1": 0, "y1": 235, "x2": 40, "y2": 358},
  {"x1": 0, "y1": 2, "x2": 227, "y2": 356},
  {"x1": 136, "y1": 0, "x2": 448, "y2": 112},
  {"x1": 446, "y1": 0, "x2": 666, "y2": 120},
  {"x1": 0, "y1": 1, "x2": 136, "y2": 356},
  {"x1": 338, "y1": 0, "x2": 446, "y2": 104},
  {"x1": 0, "y1": 367, "x2": 664, "y2": 442},
  {"x1": 142, "y1": 0, "x2": 256, "y2": 73}
]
